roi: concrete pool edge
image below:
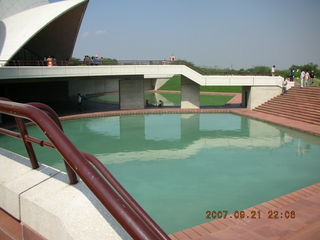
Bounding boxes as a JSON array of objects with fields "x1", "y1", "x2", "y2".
[
  {"x1": 59, "y1": 108, "x2": 320, "y2": 136},
  {"x1": 0, "y1": 148, "x2": 131, "y2": 240},
  {"x1": 232, "y1": 109, "x2": 320, "y2": 137}
]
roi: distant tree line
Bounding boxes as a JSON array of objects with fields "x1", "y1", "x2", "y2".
[
  {"x1": 68, "y1": 57, "x2": 319, "y2": 78},
  {"x1": 169, "y1": 59, "x2": 319, "y2": 77}
]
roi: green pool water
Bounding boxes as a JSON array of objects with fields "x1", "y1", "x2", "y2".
[{"x1": 1, "y1": 113, "x2": 320, "y2": 234}]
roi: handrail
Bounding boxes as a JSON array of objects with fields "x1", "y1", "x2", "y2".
[{"x1": 0, "y1": 99, "x2": 170, "y2": 240}]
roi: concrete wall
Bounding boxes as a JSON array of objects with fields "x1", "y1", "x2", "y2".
[
  {"x1": 119, "y1": 76, "x2": 144, "y2": 110},
  {"x1": 143, "y1": 79, "x2": 155, "y2": 91},
  {"x1": 68, "y1": 77, "x2": 154, "y2": 97},
  {"x1": 0, "y1": 148, "x2": 131, "y2": 240},
  {"x1": 181, "y1": 76, "x2": 200, "y2": 109},
  {"x1": 68, "y1": 77, "x2": 119, "y2": 96},
  {"x1": 246, "y1": 86, "x2": 282, "y2": 109}
]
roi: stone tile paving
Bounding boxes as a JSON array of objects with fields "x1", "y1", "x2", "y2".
[{"x1": 169, "y1": 184, "x2": 320, "y2": 240}]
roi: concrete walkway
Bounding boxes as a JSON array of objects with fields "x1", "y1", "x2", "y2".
[{"x1": 232, "y1": 109, "x2": 320, "y2": 136}]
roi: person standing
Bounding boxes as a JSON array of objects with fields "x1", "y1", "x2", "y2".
[
  {"x1": 289, "y1": 68, "x2": 295, "y2": 82},
  {"x1": 47, "y1": 56, "x2": 53, "y2": 67},
  {"x1": 271, "y1": 65, "x2": 276, "y2": 76},
  {"x1": 300, "y1": 70, "x2": 305, "y2": 87},
  {"x1": 77, "y1": 93, "x2": 83, "y2": 111},
  {"x1": 310, "y1": 70, "x2": 315, "y2": 85},
  {"x1": 304, "y1": 71, "x2": 310, "y2": 86}
]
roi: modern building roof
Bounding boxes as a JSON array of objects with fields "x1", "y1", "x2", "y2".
[{"x1": 0, "y1": 0, "x2": 88, "y2": 66}]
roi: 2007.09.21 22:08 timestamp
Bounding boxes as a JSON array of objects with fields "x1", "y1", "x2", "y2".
[{"x1": 205, "y1": 210, "x2": 296, "y2": 219}]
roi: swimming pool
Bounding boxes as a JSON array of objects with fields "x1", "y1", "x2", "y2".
[{"x1": 0, "y1": 113, "x2": 319, "y2": 233}]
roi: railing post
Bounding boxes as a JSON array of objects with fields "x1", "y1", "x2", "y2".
[
  {"x1": 28, "y1": 102, "x2": 78, "y2": 184},
  {"x1": 15, "y1": 118, "x2": 39, "y2": 169}
]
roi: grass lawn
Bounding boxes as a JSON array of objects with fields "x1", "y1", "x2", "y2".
[
  {"x1": 89, "y1": 92, "x2": 233, "y2": 106},
  {"x1": 200, "y1": 95, "x2": 233, "y2": 106},
  {"x1": 160, "y1": 75, "x2": 242, "y2": 93},
  {"x1": 89, "y1": 94, "x2": 119, "y2": 104}
]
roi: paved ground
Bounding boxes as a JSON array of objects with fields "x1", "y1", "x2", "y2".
[{"x1": 169, "y1": 184, "x2": 320, "y2": 240}]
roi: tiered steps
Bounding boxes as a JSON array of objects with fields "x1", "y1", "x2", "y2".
[{"x1": 254, "y1": 86, "x2": 320, "y2": 125}]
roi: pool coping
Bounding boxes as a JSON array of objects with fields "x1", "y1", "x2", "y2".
[
  {"x1": 169, "y1": 183, "x2": 320, "y2": 240},
  {"x1": 60, "y1": 108, "x2": 320, "y2": 136}
]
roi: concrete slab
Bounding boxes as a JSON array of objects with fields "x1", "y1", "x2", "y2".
[
  {"x1": 0, "y1": 148, "x2": 58, "y2": 219},
  {"x1": 20, "y1": 172, "x2": 131, "y2": 240}
]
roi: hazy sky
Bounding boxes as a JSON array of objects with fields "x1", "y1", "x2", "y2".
[{"x1": 54, "y1": 0, "x2": 320, "y2": 69}]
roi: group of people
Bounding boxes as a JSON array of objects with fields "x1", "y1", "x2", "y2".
[
  {"x1": 300, "y1": 70, "x2": 315, "y2": 87},
  {"x1": 44, "y1": 56, "x2": 56, "y2": 66},
  {"x1": 83, "y1": 55, "x2": 103, "y2": 65}
]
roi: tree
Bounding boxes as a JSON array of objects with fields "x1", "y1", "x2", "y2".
[
  {"x1": 68, "y1": 57, "x2": 82, "y2": 66},
  {"x1": 101, "y1": 58, "x2": 118, "y2": 65}
]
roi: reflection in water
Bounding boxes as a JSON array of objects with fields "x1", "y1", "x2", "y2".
[
  {"x1": 145, "y1": 114, "x2": 181, "y2": 141},
  {"x1": 93, "y1": 113, "x2": 298, "y2": 164},
  {"x1": 297, "y1": 139, "x2": 311, "y2": 156},
  {"x1": 199, "y1": 114, "x2": 242, "y2": 131},
  {"x1": 0, "y1": 113, "x2": 320, "y2": 234},
  {"x1": 87, "y1": 116, "x2": 120, "y2": 138}
]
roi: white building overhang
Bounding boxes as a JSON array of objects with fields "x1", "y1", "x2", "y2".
[{"x1": 0, "y1": 0, "x2": 88, "y2": 66}]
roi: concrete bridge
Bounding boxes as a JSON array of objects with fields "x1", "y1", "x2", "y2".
[{"x1": 0, "y1": 65, "x2": 291, "y2": 109}]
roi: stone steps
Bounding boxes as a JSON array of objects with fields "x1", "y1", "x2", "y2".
[
  {"x1": 255, "y1": 104, "x2": 320, "y2": 121},
  {"x1": 258, "y1": 100, "x2": 320, "y2": 114},
  {"x1": 265, "y1": 99, "x2": 320, "y2": 110},
  {"x1": 254, "y1": 86, "x2": 320, "y2": 126},
  {"x1": 256, "y1": 105, "x2": 320, "y2": 119},
  {"x1": 254, "y1": 108, "x2": 320, "y2": 125}
]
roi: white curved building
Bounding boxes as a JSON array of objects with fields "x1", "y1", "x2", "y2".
[{"x1": 0, "y1": 0, "x2": 88, "y2": 66}]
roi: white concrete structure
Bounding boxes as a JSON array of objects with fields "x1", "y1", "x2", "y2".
[
  {"x1": 0, "y1": 65, "x2": 284, "y2": 87},
  {"x1": 0, "y1": 148, "x2": 131, "y2": 240},
  {"x1": 0, "y1": 0, "x2": 291, "y2": 110},
  {"x1": 119, "y1": 76, "x2": 145, "y2": 110},
  {"x1": 0, "y1": 0, "x2": 88, "y2": 66},
  {"x1": 181, "y1": 75, "x2": 200, "y2": 109},
  {"x1": 0, "y1": 65, "x2": 289, "y2": 109}
]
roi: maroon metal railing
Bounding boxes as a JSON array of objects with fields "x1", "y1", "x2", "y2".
[{"x1": 0, "y1": 98, "x2": 170, "y2": 240}]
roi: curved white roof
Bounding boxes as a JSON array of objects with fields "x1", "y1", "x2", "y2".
[
  {"x1": 0, "y1": 0, "x2": 88, "y2": 66},
  {"x1": 0, "y1": 0, "x2": 48, "y2": 20}
]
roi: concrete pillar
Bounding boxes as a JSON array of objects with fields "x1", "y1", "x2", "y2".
[
  {"x1": 143, "y1": 79, "x2": 155, "y2": 91},
  {"x1": 119, "y1": 76, "x2": 144, "y2": 110},
  {"x1": 181, "y1": 76, "x2": 200, "y2": 109},
  {"x1": 241, "y1": 86, "x2": 250, "y2": 108},
  {"x1": 246, "y1": 86, "x2": 281, "y2": 109}
]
